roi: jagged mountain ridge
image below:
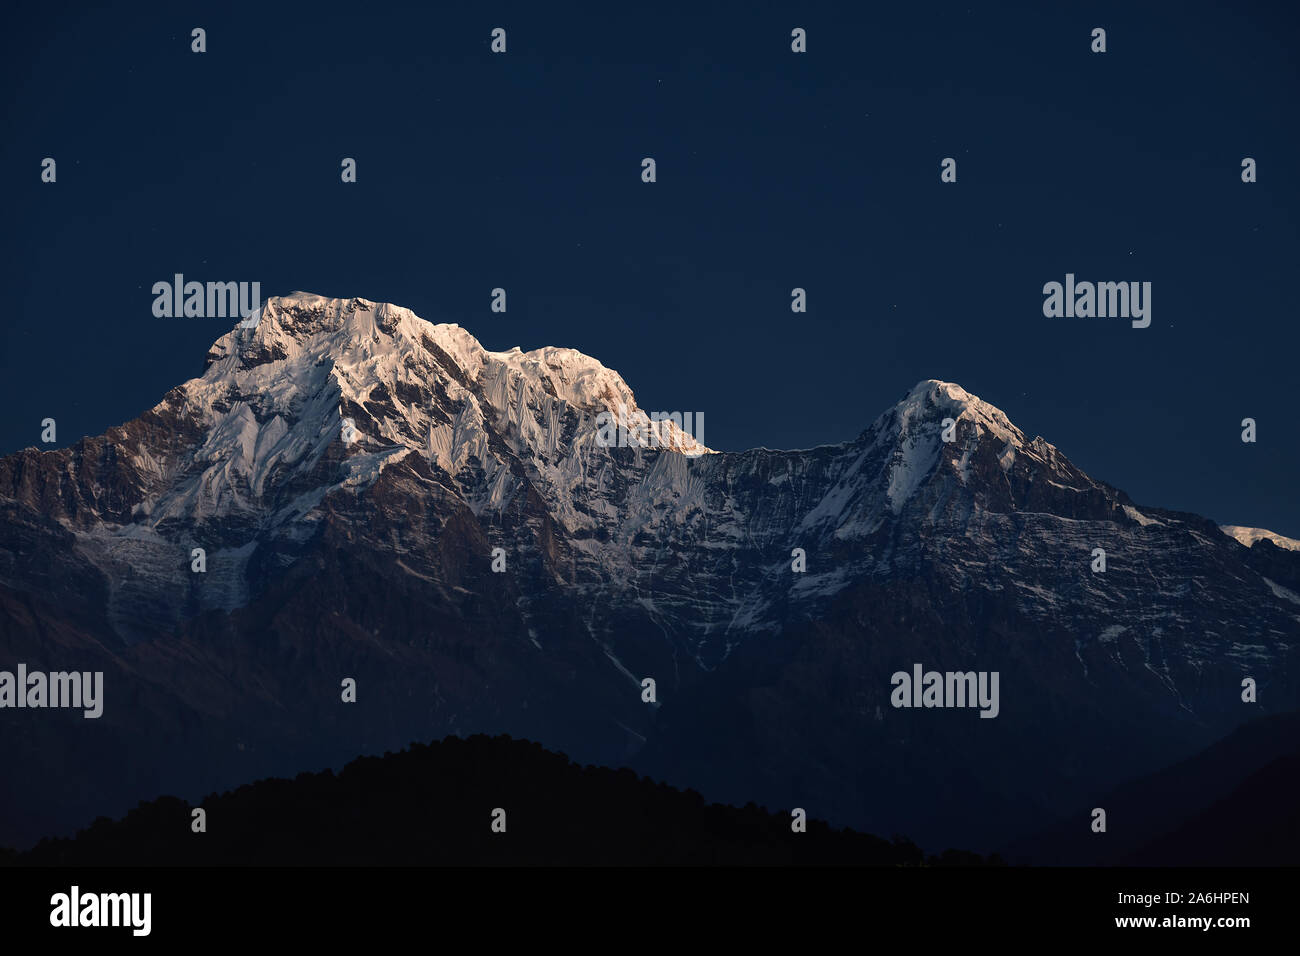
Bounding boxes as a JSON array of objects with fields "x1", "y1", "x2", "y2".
[{"x1": 1, "y1": 293, "x2": 1296, "y2": 851}]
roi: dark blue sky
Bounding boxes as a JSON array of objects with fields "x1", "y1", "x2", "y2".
[{"x1": 3, "y1": 1, "x2": 1297, "y2": 534}]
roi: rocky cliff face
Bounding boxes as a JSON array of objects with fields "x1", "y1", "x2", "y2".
[{"x1": 2, "y1": 293, "x2": 1296, "y2": 851}]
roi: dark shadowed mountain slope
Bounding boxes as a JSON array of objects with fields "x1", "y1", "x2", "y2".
[
  {"x1": 1007, "y1": 711, "x2": 1300, "y2": 865},
  {"x1": 1122, "y1": 753, "x2": 1300, "y2": 866}
]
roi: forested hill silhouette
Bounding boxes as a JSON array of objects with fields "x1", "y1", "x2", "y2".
[{"x1": 0, "y1": 735, "x2": 993, "y2": 866}]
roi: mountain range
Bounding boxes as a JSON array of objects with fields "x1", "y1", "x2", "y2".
[{"x1": 2, "y1": 292, "x2": 1296, "y2": 855}]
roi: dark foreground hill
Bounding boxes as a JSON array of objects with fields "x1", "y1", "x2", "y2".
[{"x1": 0, "y1": 734, "x2": 992, "y2": 866}]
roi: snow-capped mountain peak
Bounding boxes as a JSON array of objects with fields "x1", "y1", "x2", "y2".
[
  {"x1": 862, "y1": 379, "x2": 1062, "y2": 514},
  {"x1": 173, "y1": 293, "x2": 714, "y2": 525},
  {"x1": 210, "y1": 292, "x2": 645, "y2": 412},
  {"x1": 230, "y1": 293, "x2": 704, "y2": 439},
  {"x1": 889, "y1": 379, "x2": 1026, "y2": 447},
  {"x1": 1221, "y1": 525, "x2": 1300, "y2": 551},
  {"x1": 871, "y1": 379, "x2": 1067, "y2": 474}
]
